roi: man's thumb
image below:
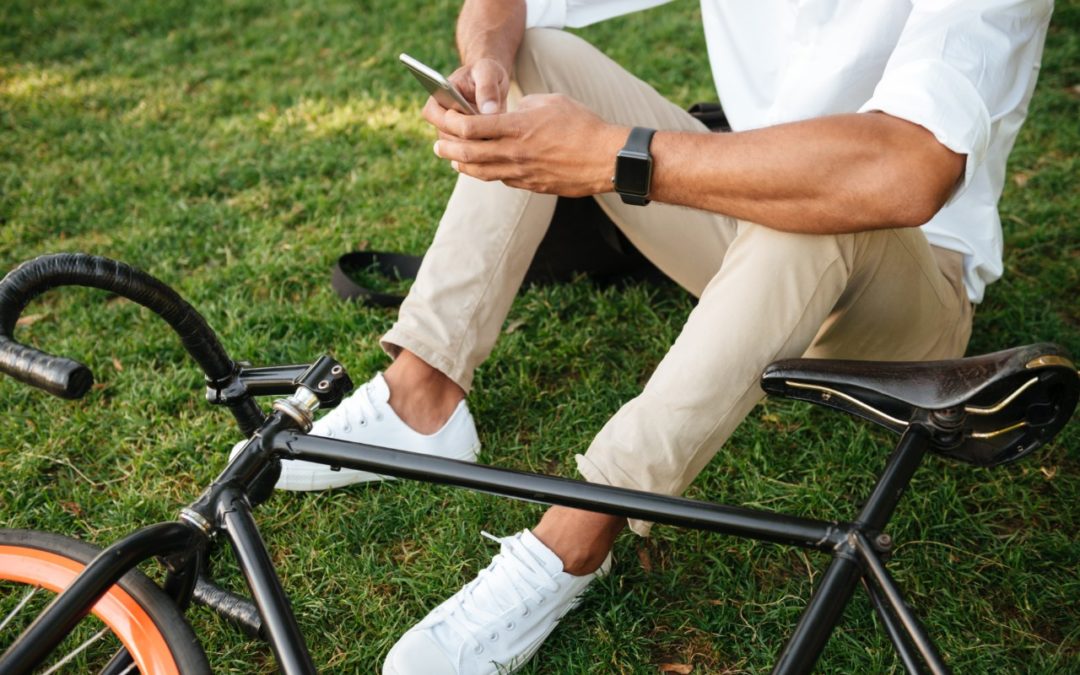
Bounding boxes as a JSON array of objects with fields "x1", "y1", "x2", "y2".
[{"x1": 473, "y1": 64, "x2": 503, "y2": 114}]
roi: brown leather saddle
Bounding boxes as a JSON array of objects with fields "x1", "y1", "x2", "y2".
[{"x1": 761, "y1": 343, "x2": 1078, "y2": 467}]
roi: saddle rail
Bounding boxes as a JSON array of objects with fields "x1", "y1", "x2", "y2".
[{"x1": 761, "y1": 343, "x2": 1079, "y2": 466}]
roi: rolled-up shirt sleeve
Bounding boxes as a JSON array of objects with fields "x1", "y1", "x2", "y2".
[
  {"x1": 858, "y1": 0, "x2": 1053, "y2": 198},
  {"x1": 526, "y1": 0, "x2": 673, "y2": 29}
]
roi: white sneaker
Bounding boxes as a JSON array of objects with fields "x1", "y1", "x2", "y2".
[
  {"x1": 232, "y1": 372, "x2": 480, "y2": 491},
  {"x1": 383, "y1": 530, "x2": 611, "y2": 675}
]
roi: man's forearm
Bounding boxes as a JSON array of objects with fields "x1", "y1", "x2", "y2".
[
  {"x1": 428, "y1": 93, "x2": 964, "y2": 235},
  {"x1": 456, "y1": 0, "x2": 526, "y2": 71},
  {"x1": 646, "y1": 112, "x2": 966, "y2": 233}
]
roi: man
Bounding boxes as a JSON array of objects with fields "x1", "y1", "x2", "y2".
[{"x1": 276, "y1": 1, "x2": 1053, "y2": 672}]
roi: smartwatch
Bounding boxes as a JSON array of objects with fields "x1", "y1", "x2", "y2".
[{"x1": 613, "y1": 127, "x2": 657, "y2": 206}]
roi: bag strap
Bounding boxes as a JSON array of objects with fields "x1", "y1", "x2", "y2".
[
  {"x1": 687, "y1": 102, "x2": 731, "y2": 132},
  {"x1": 331, "y1": 250, "x2": 424, "y2": 307}
]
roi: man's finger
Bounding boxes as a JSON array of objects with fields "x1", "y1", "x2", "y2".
[
  {"x1": 440, "y1": 109, "x2": 515, "y2": 140},
  {"x1": 473, "y1": 74, "x2": 502, "y2": 115},
  {"x1": 471, "y1": 60, "x2": 507, "y2": 114},
  {"x1": 452, "y1": 160, "x2": 510, "y2": 184},
  {"x1": 434, "y1": 138, "x2": 508, "y2": 165},
  {"x1": 475, "y1": 85, "x2": 500, "y2": 114},
  {"x1": 447, "y1": 68, "x2": 477, "y2": 103},
  {"x1": 422, "y1": 96, "x2": 447, "y2": 128},
  {"x1": 421, "y1": 99, "x2": 470, "y2": 142}
]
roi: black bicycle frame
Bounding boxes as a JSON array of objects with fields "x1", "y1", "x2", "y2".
[{"x1": 1, "y1": 420, "x2": 947, "y2": 675}]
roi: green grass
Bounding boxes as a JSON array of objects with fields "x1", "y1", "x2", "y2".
[{"x1": 1, "y1": 0, "x2": 1077, "y2": 672}]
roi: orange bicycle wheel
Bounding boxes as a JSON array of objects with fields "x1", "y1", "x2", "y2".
[{"x1": 0, "y1": 529, "x2": 209, "y2": 674}]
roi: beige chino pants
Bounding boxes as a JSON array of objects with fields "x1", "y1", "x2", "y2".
[{"x1": 383, "y1": 29, "x2": 974, "y2": 535}]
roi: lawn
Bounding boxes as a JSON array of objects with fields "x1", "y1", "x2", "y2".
[{"x1": 1, "y1": 0, "x2": 1078, "y2": 673}]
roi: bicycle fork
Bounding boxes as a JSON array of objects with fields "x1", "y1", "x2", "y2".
[{"x1": 0, "y1": 426, "x2": 321, "y2": 675}]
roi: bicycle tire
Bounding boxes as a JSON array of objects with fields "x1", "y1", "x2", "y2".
[{"x1": 0, "y1": 528, "x2": 210, "y2": 674}]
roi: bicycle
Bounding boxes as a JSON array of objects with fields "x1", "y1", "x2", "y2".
[{"x1": 0, "y1": 252, "x2": 1076, "y2": 674}]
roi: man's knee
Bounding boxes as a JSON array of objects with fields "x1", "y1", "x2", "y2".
[{"x1": 725, "y1": 222, "x2": 853, "y2": 272}]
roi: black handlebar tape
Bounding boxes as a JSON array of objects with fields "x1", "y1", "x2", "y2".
[
  {"x1": 0, "y1": 253, "x2": 234, "y2": 399},
  {"x1": 0, "y1": 336, "x2": 93, "y2": 399}
]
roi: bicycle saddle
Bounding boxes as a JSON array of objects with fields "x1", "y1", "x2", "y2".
[{"x1": 761, "y1": 343, "x2": 1078, "y2": 467}]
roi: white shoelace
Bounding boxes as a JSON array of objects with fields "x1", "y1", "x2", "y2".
[
  {"x1": 319, "y1": 381, "x2": 382, "y2": 437},
  {"x1": 441, "y1": 532, "x2": 561, "y2": 654}
]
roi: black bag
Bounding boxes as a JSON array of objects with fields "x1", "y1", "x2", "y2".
[
  {"x1": 331, "y1": 197, "x2": 663, "y2": 307},
  {"x1": 331, "y1": 103, "x2": 729, "y2": 307}
]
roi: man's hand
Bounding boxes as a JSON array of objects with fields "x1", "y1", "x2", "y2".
[
  {"x1": 452, "y1": 0, "x2": 525, "y2": 113},
  {"x1": 425, "y1": 93, "x2": 626, "y2": 197},
  {"x1": 447, "y1": 58, "x2": 510, "y2": 114}
]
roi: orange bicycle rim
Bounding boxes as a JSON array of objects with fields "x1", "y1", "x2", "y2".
[{"x1": 0, "y1": 545, "x2": 180, "y2": 675}]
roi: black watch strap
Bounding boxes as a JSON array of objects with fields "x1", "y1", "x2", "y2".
[
  {"x1": 625, "y1": 126, "x2": 656, "y2": 152},
  {"x1": 614, "y1": 127, "x2": 657, "y2": 206}
]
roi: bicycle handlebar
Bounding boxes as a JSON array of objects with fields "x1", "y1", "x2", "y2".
[
  {"x1": 0, "y1": 253, "x2": 236, "y2": 399},
  {"x1": 0, "y1": 336, "x2": 93, "y2": 399}
]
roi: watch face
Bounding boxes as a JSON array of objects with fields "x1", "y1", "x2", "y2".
[{"x1": 615, "y1": 152, "x2": 652, "y2": 196}]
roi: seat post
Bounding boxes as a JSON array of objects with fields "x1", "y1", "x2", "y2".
[
  {"x1": 854, "y1": 425, "x2": 931, "y2": 531},
  {"x1": 771, "y1": 426, "x2": 932, "y2": 674}
]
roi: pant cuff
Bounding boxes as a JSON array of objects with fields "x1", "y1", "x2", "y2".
[{"x1": 380, "y1": 325, "x2": 475, "y2": 393}]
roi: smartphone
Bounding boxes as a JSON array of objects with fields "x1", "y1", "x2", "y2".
[{"x1": 399, "y1": 53, "x2": 478, "y2": 115}]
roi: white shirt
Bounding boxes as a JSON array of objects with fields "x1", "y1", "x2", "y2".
[{"x1": 524, "y1": 0, "x2": 1053, "y2": 303}]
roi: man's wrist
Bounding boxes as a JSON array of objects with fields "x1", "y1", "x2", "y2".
[
  {"x1": 461, "y1": 52, "x2": 512, "y2": 77},
  {"x1": 456, "y1": 0, "x2": 526, "y2": 72},
  {"x1": 458, "y1": 31, "x2": 517, "y2": 78}
]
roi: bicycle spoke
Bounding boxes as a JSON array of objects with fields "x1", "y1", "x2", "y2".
[
  {"x1": 42, "y1": 627, "x2": 111, "y2": 675},
  {"x1": 98, "y1": 647, "x2": 137, "y2": 675},
  {"x1": 0, "y1": 586, "x2": 39, "y2": 634},
  {"x1": 116, "y1": 662, "x2": 138, "y2": 675}
]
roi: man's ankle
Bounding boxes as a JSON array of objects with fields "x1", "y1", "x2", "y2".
[
  {"x1": 533, "y1": 507, "x2": 624, "y2": 576},
  {"x1": 383, "y1": 350, "x2": 465, "y2": 434}
]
